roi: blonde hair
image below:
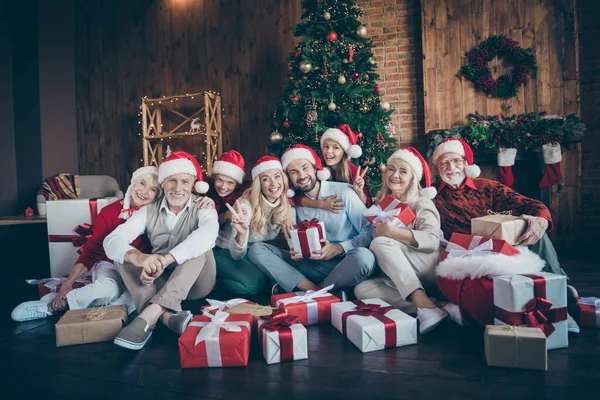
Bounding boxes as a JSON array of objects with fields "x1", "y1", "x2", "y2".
[
  {"x1": 242, "y1": 171, "x2": 292, "y2": 236},
  {"x1": 328, "y1": 153, "x2": 352, "y2": 184},
  {"x1": 374, "y1": 158, "x2": 421, "y2": 204}
]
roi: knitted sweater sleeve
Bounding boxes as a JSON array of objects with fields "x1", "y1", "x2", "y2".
[{"x1": 490, "y1": 181, "x2": 553, "y2": 231}]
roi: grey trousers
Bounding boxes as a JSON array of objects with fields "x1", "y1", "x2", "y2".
[
  {"x1": 248, "y1": 242, "x2": 376, "y2": 292},
  {"x1": 530, "y1": 233, "x2": 566, "y2": 277},
  {"x1": 116, "y1": 250, "x2": 216, "y2": 313}
]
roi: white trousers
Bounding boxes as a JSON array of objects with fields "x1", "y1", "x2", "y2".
[{"x1": 65, "y1": 261, "x2": 125, "y2": 310}]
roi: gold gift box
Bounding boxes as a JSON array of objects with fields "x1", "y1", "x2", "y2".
[
  {"x1": 484, "y1": 325, "x2": 547, "y2": 371},
  {"x1": 471, "y1": 214, "x2": 527, "y2": 245},
  {"x1": 55, "y1": 305, "x2": 128, "y2": 347}
]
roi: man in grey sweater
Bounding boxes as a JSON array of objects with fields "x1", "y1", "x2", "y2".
[{"x1": 104, "y1": 152, "x2": 219, "y2": 350}]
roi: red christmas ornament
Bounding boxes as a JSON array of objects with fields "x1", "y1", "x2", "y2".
[
  {"x1": 295, "y1": 49, "x2": 301, "y2": 59},
  {"x1": 351, "y1": 72, "x2": 360, "y2": 81},
  {"x1": 283, "y1": 121, "x2": 291, "y2": 128},
  {"x1": 357, "y1": 131, "x2": 363, "y2": 138},
  {"x1": 377, "y1": 132, "x2": 385, "y2": 143},
  {"x1": 322, "y1": 65, "x2": 329, "y2": 76},
  {"x1": 291, "y1": 96, "x2": 299, "y2": 102},
  {"x1": 495, "y1": 114, "x2": 503, "y2": 120},
  {"x1": 348, "y1": 47, "x2": 355, "y2": 63},
  {"x1": 374, "y1": 84, "x2": 380, "y2": 94},
  {"x1": 326, "y1": 31, "x2": 338, "y2": 42}
]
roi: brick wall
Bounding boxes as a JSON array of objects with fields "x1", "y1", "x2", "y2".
[
  {"x1": 358, "y1": 0, "x2": 425, "y2": 151},
  {"x1": 578, "y1": 0, "x2": 600, "y2": 249}
]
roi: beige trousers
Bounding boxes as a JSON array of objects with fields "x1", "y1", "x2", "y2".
[
  {"x1": 116, "y1": 250, "x2": 216, "y2": 313},
  {"x1": 354, "y1": 236, "x2": 441, "y2": 314}
]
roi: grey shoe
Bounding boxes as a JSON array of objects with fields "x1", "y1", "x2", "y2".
[
  {"x1": 167, "y1": 310, "x2": 193, "y2": 335},
  {"x1": 114, "y1": 317, "x2": 155, "y2": 350}
]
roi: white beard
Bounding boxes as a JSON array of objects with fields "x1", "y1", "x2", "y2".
[
  {"x1": 167, "y1": 192, "x2": 189, "y2": 207},
  {"x1": 441, "y1": 168, "x2": 466, "y2": 187}
]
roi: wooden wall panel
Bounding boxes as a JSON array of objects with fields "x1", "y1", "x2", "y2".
[
  {"x1": 421, "y1": 0, "x2": 580, "y2": 248},
  {"x1": 75, "y1": 0, "x2": 303, "y2": 189}
]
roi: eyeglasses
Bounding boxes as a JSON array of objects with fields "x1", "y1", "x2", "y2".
[{"x1": 437, "y1": 157, "x2": 465, "y2": 169}]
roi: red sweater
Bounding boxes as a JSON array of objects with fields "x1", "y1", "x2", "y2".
[
  {"x1": 433, "y1": 177, "x2": 553, "y2": 240},
  {"x1": 294, "y1": 161, "x2": 372, "y2": 207},
  {"x1": 206, "y1": 177, "x2": 250, "y2": 214},
  {"x1": 75, "y1": 201, "x2": 150, "y2": 270}
]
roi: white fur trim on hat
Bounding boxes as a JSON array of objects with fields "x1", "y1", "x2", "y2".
[
  {"x1": 497, "y1": 148, "x2": 517, "y2": 167},
  {"x1": 321, "y1": 128, "x2": 362, "y2": 159},
  {"x1": 281, "y1": 147, "x2": 317, "y2": 170},
  {"x1": 251, "y1": 159, "x2": 283, "y2": 180},
  {"x1": 388, "y1": 149, "x2": 424, "y2": 181},
  {"x1": 465, "y1": 164, "x2": 481, "y2": 178},
  {"x1": 158, "y1": 158, "x2": 198, "y2": 183},
  {"x1": 317, "y1": 168, "x2": 331, "y2": 181},
  {"x1": 436, "y1": 246, "x2": 545, "y2": 280},
  {"x1": 433, "y1": 140, "x2": 465, "y2": 162},
  {"x1": 212, "y1": 160, "x2": 245, "y2": 184},
  {"x1": 542, "y1": 142, "x2": 562, "y2": 164},
  {"x1": 287, "y1": 189, "x2": 296, "y2": 198},
  {"x1": 419, "y1": 187, "x2": 437, "y2": 199},
  {"x1": 195, "y1": 181, "x2": 209, "y2": 194}
]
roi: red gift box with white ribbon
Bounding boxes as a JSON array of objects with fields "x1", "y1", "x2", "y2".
[
  {"x1": 257, "y1": 309, "x2": 307, "y2": 364},
  {"x1": 271, "y1": 284, "x2": 339, "y2": 326},
  {"x1": 364, "y1": 195, "x2": 416, "y2": 228},
  {"x1": 331, "y1": 298, "x2": 417, "y2": 353},
  {"x1": 178, "y1": 311, "x2": 252, "y2": 368},
  {"x1": 577, "y1": 297, "x2": 600, "y2": 328},
  {"x1": 493, "y1": 272, "x2": 568, "y2": 350},
  {"x1": 442, "y1": 233, "x2": 519, "y2": 261}
]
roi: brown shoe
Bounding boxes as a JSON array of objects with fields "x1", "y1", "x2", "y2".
[
  {"x1": 114, "y1": 317, "x2": 155, "y2": 350},
  {"x1": 167, "y1": 310, "x2": 193, "y2": 335}
]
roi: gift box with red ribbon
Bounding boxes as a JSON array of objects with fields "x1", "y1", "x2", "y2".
[
  {"x1": 46, "y1": 197, "x2": 118, "y2": 277},
  {"x1": 577, "y1": 297, "x2": 600, "y2": 328},
  {"x1": 494, "y1": 272, "x2": 568, "y2": 350},
  {"x1": 442, "y1": 233, "x2": 520, "y2": 262},
  {"x1": 331, "y1": 298, "x2": 417, "y2": 353},
  {"x1": 271, "y1": 284, "x2": 339, "y2": 326},
  {"x1": 289, "y1": 218, "x2": 326, "y2": 258},
  {"x1": 364, "y1": 195, "x2": 416, "y2": 228},
  {"x1": 258, "y1": 309, "x2": 307, "y2": 364},
  {"x1": 178, "y1": 311, "x2": 252, "y2": 368}
]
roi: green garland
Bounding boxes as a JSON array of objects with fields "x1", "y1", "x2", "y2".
[{"x1": 461, "y1": 35, "x2": 538, "y2": 99}]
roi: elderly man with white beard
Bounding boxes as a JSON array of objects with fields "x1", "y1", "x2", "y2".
[{"x1": 104, "y1": 151, "x2": 219, "y2": 350}]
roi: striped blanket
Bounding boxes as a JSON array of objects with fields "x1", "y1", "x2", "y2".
[{"x1": 37, "y1": 173, "x2": 81, "y2": 200}]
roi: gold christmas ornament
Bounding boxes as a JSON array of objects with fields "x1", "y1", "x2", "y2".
[
  {"x1": 337, "y1": 75, "x2": 347, "y2": 84},
  {"x1": 270, "y1": 130, "x2": 283, "y2": 143},
  {"x1": 379, "y1": 163, "x2": 387, "y2": 173},
  {"x1": 327, "y1": 101, "x2": 337, "y2": 111},
  {"x1": 359, "y1": 103, "x2": 369, "y2": 113},
  {"x1": 299, "y1": 61, "x2": 312, "y2": 74},
  {"x1": 380, "y1": 101, "x2": 391, "y2": 110},
  {"x1": 356, "y1": 26, "x2": 368, "y2": 38},
  {"x1": 323, "y1": 11, "x2": 331, "y2": 20}
]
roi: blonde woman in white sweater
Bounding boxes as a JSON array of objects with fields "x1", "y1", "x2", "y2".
[
  {"x1": 354, "y1": 147, "x2": 448, "y2": 334},
  {"x1": 228, "y1": 156, "x2": 295, "y2": 264}
]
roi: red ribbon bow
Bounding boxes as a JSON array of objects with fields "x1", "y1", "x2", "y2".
[
  {"x1": 259, "y1": 309, "x2": 299, "y2": 362},
  {"x1": 120, "y1": 207, "x2": 140, "y2": 217},
  {"x1": 295, "y1": 218, "x2": 320, "y2": 231},
  {"x1": 523, "y1": 296, "x2": 555, "y2": 336},
  {"x1": 48, "y1": 199, "x2": 99, "y2": 252},
  {"x1": 341, "y1": 301, "x2": 397, "y2": 348}
]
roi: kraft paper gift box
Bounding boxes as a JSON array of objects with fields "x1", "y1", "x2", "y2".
[
  {"x1": 202, "y1": 298, "x2": 272, "y2": 329},
  {"x1": 471, "y1": 213, "x2": 527, "y2": 245},
  {"x1": 178, "y1": 312, "x2": 252, "y2": 368},
  {"x1": 55, "y1": 305, "x2": 128, "y2": 347},
  {"x1": 493, "y1": 272, "x2": 568, "y2": 350},
  {"x1": 577, "y1": 297, "x2": 600, "y2": 328},
  {"x1": 257, "y1": 309, "x2": 307, "y2": 364},
  {"x1": 202, "y1": 298, "x2": 253, "y2": 313},
  {"x1": 271, "y1": 284, "x2": 339, "y2": 326},
  {"x1": 484, "y1": 325, "x2": 547, "y2": 371},
  {"x1": 289, "y1": 219, "x2": 326, "y2": 258},
  {"x1": 46, "y1": 197, "x2": 118, "y2": 277},
  {"x1": 442, "y1": 233, "x2": 520, "y2": 261},
  {"x1": 331, "y1": 298, "x2": 417, "y2": 353},
  {"x1": 364, "y1": 195, "x2": 416, "y2": 227}
]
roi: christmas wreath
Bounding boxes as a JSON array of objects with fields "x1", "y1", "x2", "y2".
[{"x1": 461, "y1": 35, "x2": 538, "y2": 99}]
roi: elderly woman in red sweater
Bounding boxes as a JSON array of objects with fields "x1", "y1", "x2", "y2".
[{"x1": 11, "y1": 166, "x2": 161, "y2": 322}]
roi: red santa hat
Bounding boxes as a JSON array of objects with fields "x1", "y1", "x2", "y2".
[
  {"x1": 251, "y1": 155, "x2": 294, "y2": 198},
  {"x1": 388, "y1": 147, "x2": 437, "y2": 199},
  {"x1": 320, "y1": 124, "x2": 363, "y2": 159},
  {"x1": 432, "y1": 138, "x2": 481, "y2": 178},
  {"x1": 211, "y1": 150, "x2": 245, "y2": 184},
  {"x1": 158, "y1": 151, "x2": 209, "y2": 194},
  {"x1": 281, "y1": 144, "x2": 331, "y2": 181},
  {"x1": 121, "y1": 165, "x2": 159, "y2": 219}
]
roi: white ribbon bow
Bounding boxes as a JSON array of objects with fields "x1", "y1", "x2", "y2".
[
  {"x1": 192, "y1": 310, "x2": 251, "y2": 346},
  {"x1": 365, "y1": 198, "x2": 408, "y2": 227},
  {"x1": 446, "y1": 237, "x2": 494, "y2": 258},
  {"x1": 276, "y1": 284, "x2": 335, "y2": 306},
  {"x1": 579, "y1": 297, "x2": 600, "y2": 309},
  {"x1": 203, "y1": 298, "x2": 249, "y2": 312}
]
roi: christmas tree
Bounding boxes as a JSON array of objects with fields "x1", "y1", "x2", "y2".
[{"x1": 269, "y1": 0, "x2": 396, "y2": 194}]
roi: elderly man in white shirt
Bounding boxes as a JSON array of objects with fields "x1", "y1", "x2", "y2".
[{"x1": 104, "y1": 152, "x2": 218, "y2": 350}]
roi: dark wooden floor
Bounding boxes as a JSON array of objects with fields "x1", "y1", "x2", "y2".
[{"x1": 2, "y1": 250, "x2": 600, "y2": 400}]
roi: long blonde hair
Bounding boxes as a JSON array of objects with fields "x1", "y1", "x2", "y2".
[
  {"x1": 328, "y1": 153, "x2": 352, "y2": 183},
  {"x1": 242, "y1": 171, "x2": 292, "y2": 236},
  {"x1": 374, "y1": 158, "x2": 421, "y2": 204}
]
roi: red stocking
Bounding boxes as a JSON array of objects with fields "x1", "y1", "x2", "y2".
[
  {"x1": 539, "y1": 143, "x2": 563, "y2": 189},
  {"x1": 498, "y1": 166, "x2": 515, "y2": 187},
  {"x1": 497, "y1": 148, "x2": 517, "y2": 187}
]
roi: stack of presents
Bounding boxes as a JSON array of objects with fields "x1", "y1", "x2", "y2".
[{"x1": 38, "y1": 196, "x2": 599, "y2": 370}]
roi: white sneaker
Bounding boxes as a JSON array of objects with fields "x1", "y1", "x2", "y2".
[
  {"x1": 567, "y1": 313, "x2": 580, "y2": 334},
  {"x1": 417, "y1": 307, "x2": 448, "y2": 334},
  {"x1": 442, "y1": 302, "x2": 464, "y2": 326},
  {"x1": 11, "y1": 300, "x2": 53, "y2": 322}
]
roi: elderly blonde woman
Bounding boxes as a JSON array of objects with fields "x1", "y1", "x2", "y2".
[
  {"x1": 354, "y1": 147, "x2": 448, "y2": 334},
  {"x1": 228, "y1": 156, "x2": 294, "y2": 268}
]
